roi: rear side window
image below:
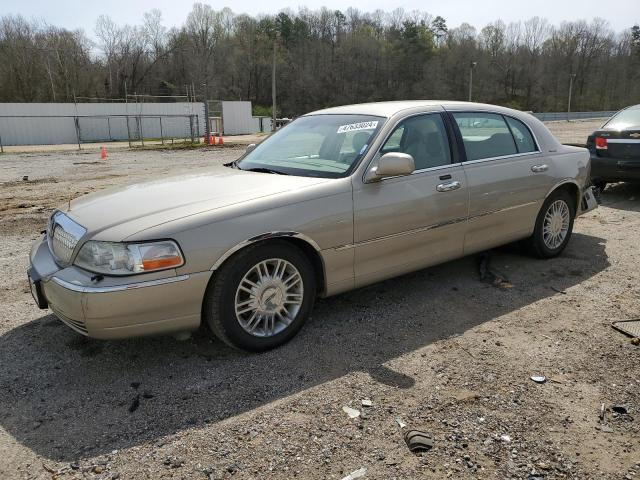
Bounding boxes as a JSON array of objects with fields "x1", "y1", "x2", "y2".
[
  {"x1": 505, "y1": 117, "x2": 537, "y2": 153},
  {"x1": 452, "y1": 113, "x2": 517, "y2": 161}
]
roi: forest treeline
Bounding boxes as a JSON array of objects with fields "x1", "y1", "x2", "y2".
[{"x1": 1, "y1": 5, "x2": 639, "y2": 116}]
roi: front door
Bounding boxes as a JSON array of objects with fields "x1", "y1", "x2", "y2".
[{"x1": 352, "y1": 112, "x2": 469, "y2": 288}]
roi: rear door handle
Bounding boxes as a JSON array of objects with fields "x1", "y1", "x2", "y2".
[
  {"x1": 436, "y1": 180, "x2": 461, "y2": 192},
  {"x1": 531, "y1": 164, "x2": 548, "y2": 173}
]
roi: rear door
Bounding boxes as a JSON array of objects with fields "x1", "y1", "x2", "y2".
[{"x1": 448, "y1": 111, "x2": 555, "y2": 254}]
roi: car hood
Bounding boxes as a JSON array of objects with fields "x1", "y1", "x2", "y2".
[{"x1": 65, "y1": 166, "x2": 331, "y2": 239}]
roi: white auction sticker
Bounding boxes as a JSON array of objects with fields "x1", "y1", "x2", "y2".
[{"x1": 337, "y1": 121, "x2": 378, "y2": 134}]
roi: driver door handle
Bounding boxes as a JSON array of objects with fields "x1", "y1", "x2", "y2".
[
  {"x1": 436, "y1": 180, "x2": 461, "y2": 192},
  {"x1": 531, "y1": 164, "x2": 548, "y2": 173}
]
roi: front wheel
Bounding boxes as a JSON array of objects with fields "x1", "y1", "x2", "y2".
[
  {"x1": 526, "y1": 190, "x2": 576, "y2": 258},
  {"x1": 203, "y1": 241, "x2": 316, "y2": 352}
]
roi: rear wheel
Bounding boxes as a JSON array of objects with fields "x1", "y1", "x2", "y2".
[
  {"x1": 203, "y1": 241, "x2": 316, "y2": 352},
  {"x1": 526, "y1": 190, "x2": 576, "y2": 258}
]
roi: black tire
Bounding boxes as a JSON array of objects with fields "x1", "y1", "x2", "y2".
[
  {"x1": 203, "y1": 241, "x2": 316, "y2": 352},
  {"x1": 526, "y1": 189, "x2": 576, "y2": 259}
]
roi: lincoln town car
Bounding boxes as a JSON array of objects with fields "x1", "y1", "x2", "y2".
[{"x1": 28, "y1": 101, "x2": 598, "y2": 351}]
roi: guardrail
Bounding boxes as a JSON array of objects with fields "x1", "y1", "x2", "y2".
[{"x1": 532, "y1": 111, "x2": 616, "y2": 122}]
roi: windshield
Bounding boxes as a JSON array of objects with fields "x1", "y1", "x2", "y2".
[
  {"x1": 605, "y1": 107, "x2": 640, "y2": 130},
  {"x1": 236, "y1": 114, "x2": 386, "y2": 178}
]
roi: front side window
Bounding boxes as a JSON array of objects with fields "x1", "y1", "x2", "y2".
[
  {"x1": 236, "y1": 114, "x2": 385, "y2": 178},
  {"x1": 505, "y1": 116, "x2": 537, "y2": 153},
  {"x1": 452, "y1": 112, "x2": 518, "y2": 161},
  {"x1": 380, "y1": 114, "x2": 452, "y2": 170}
]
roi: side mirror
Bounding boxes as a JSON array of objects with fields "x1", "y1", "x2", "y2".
[
  {"x1": 246, "y1": 143, "x2": 257, "y2": 153},
  {"x1": 365, "y1": 152, "x2": 415, "y2": 182}
]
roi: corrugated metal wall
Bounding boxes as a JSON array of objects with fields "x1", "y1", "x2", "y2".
[{"x1": 0, "y1": 103, "x2": 205, "y2": 146}]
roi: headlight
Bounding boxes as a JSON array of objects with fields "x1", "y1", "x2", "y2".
[{"x1": 74, "y1": 240, "x2": 184, "y2": 275}]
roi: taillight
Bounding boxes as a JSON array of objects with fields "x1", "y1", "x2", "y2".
[{"x1": 595, "y1": 137, "x2": 608, "y2": 150}]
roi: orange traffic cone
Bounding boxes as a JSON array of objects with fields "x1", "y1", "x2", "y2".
[
  {"x1": 209, "y1": 134, "x2": 215, "y2": 145},
  {"x1": 217, "y1": 135, "x2": 224, "y2": 146},
  {"x1": 100, "y1": 146, "x2": 107, "y2": 160}
]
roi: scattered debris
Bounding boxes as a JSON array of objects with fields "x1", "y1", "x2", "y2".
[
  {"x1": 342, "y1": 406, "x2": 360, "y2": 419},
  {"x1": 500, "y1": 434, "x2": 512, "y2": 443},
  {"x1": 128, "y1": 394, "x2": 140, "y2": 413},
  {"x1": 42, "y1": 463, "x2": 56, "y2": 473},
  {"x1": 130, "y1": 381, "x2": 141, "y2": 389},
  {"x1": 599, "y1": 425, "x2": 614, "y2": 433},
  {"x1": 92, "y1": 465, "x2": 104, "y2": 474},
  {"x1": 612, "y1": 405, "x2": 629, "y2": 415},
  {"x1": 530, "y1": 375, "x2": 546, "y2": 384},
  {"x1": 456, "y1": 342, "x2": 476, "y2": 359},
  {"x1": 632, "y1": 337, "x2": 640, "y2": 346},
  {"x1": 478, "y1": 252, "x2": 513, "y2": 289},
  {"x1": 611, "y1": 319, "x2": 640, "y2": 339},
  {"x1": 173, "y1": 331, "x2": 192, "y2": 341},
  {"x1": 551, "y1": 286, "x2": 567, "y2": 294},
  {"x1": 404, "y1": 429, "x2": 434, "y2": 453},
  {"x1": 395, "y1": 416, "x2": 406, "y2": 428},
  {"x1": 361, "y1": 399, "x2": 373, "y2": 407},
  {"x1": 599, "y1": 403, "x2": 606, "y2": 423},
  {"x1": 341, "y1": 467, "x2": 367, "y2": 480}
]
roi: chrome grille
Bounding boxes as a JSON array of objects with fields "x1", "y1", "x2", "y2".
[{"x1": 48, "y1": 212, "x2": 86, "y2": 264}]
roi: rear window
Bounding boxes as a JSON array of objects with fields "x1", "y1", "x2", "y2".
[
  {"x1": 452, "y1": 113, "x2": 517, "y2": 161},
  {"x1": 605, "y1": 107, "x2": 640, "y2": 130}
]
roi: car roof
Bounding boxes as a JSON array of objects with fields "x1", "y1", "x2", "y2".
[{"x1": 305, "y1": 100, "x2": 523, "y2": 118}]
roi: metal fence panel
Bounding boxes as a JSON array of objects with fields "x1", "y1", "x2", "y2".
[
  {"x1": 221, "y1": 101, "x2": 255, "y2": 135},
  {"x1": 0, "y1": 102, "x2": 205, "y2": 146}
]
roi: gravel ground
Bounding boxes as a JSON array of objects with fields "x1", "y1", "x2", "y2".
[{"x1": 1, "y1": 122, "x2": 639, "y2": 480}]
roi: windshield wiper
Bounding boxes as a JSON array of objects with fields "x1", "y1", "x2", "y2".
[{"x1": 242, "y1": 167, "x2": 288, "y2": 175}]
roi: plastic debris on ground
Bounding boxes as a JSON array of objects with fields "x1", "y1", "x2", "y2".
[
  {"x1": 341, "y1": 467, "x2": 367, "y2": 480},
  {"x1": 342, "y1": 406, "x2": 361, "y2": 419},
  {"x1": 395, "y1": 416, "x2": 406, "y2": 428}
]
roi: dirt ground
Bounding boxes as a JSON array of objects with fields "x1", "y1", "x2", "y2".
[{"x1": 1, "y1": 120, "x2": 639, "y2": 480}]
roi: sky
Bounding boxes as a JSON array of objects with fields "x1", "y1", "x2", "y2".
[{"x1": 2, "y1": 0, "x2": 638, "y2": 36}]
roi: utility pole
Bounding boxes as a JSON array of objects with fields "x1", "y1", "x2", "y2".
[
  {"x1": 468, "y1": 61, "x2": 477, "y2": 102},
  {"x1": 124, "y1": 79, "x2": 132, "y2": 148},
  {"x1": 272, "y1": 39, "x2": 277, "y2": 132},
  {"x1": 203, "y1": 82, "x2": 210, "y2": 143},
  {"x1": 567, "y1": 73, "x2": 576, "y2": 121}
]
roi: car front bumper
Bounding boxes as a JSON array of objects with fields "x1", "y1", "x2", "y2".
[
  {"x1": 28, "y1": 236, "x2": 212, "y2": 339},
  {"x1": 591, "y1": 155, "x2": 640, "y2": 182}
]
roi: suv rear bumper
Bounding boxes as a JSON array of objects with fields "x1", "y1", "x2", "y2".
[{"x1": 591, "y1": 154, "x2": 640, "y2": 182}]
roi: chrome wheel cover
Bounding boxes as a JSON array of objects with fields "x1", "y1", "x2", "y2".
[
  {"x1": 543, "y1": 199, "x2": 570, "y2": 250},
  {"x1": 234, "y1": 258, "x2": 303, "y2": 337}
]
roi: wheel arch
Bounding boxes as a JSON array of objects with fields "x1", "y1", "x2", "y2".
[
  {"x1": 545, "y1": 180, "x2": 580, "y2": 210},
  {"x1": 209, "y1": 232, "x2": 327, "y2": 296}
]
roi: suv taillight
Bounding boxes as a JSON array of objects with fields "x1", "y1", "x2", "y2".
[{"x1": 595, "y1": 137, "x2": 608, "y2": 150}]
